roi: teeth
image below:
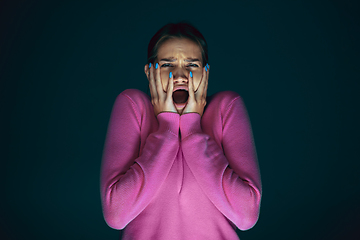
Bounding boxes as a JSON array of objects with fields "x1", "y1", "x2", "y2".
[
  {"x1": 173, "y1": 89, "x2": 188, "y2": 94},
  {"x1": 173, "y1": 85, "x2": 188, "y2": 92}
]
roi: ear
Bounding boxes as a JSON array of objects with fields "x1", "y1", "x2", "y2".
[{"x1": 144, "y1": 64, "x2": 148, "y2": 80}]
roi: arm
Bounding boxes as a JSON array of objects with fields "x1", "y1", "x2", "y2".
[
  {"x1": 100, "y1": 91, "x2": 180, "y2": 229},
  {"x1": 179, "y1": 95, "x2": 262, "y2": 231}
]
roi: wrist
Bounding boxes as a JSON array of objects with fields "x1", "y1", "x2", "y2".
[
  {"x1": 179, "y1": 113, "x2": 202, "y2": 140},
  {"x1": 157, "y1": 112, "x2": 180, "y2": 137}
]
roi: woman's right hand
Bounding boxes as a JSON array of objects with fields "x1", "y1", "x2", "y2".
[{"x1": 147, "y1": 63, "x2": 178, "y2": 117}]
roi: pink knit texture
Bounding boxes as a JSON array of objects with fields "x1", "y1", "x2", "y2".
[{"x1": 100, "y1": 89, "x2": 262, "y2": 240}]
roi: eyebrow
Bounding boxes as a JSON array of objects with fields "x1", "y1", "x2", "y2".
[{"x1": 159, "y1": 58, "x2": 201, "y2": 62}]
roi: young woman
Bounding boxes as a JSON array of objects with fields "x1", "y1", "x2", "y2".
[{"x1": 100, "y1": 22, "x2": 262, "y2": 240}]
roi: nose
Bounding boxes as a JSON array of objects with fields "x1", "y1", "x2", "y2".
[{"x1": 172, "y1": 66, "x2": 189, "y2": 85}]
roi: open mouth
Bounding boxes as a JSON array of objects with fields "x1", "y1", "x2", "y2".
[{"x1": 172, "y1": 89, "x2": 189, "y2": 104}]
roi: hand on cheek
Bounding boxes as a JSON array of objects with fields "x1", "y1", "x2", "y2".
[
  {"x1": 147, "y1": 63, "x2": 178, "y2": 117},
  {"x1": 182, "y1": 64, "x2": 209, "y2": 117}
]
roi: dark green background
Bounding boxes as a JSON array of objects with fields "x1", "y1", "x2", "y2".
[{"x1": 1, "y1": 0, "x2": 359, "y2": 239}]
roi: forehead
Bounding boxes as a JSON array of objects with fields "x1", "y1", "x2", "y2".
[{"x1": 157, "y1": 38, "x2": 202, "y2": 59}]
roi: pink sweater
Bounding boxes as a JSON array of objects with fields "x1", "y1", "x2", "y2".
[{"x1": 100, "y1": 89, "x2": 262, "y2": 240}]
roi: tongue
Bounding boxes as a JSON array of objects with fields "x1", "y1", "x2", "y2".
[{"x1": 173, "y1": 90, "x2": 189, "y2": 103}]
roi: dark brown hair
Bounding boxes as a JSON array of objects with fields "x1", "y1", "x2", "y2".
[{"x1": 147, "y1": 21, "x2": 208, "y2": 66}]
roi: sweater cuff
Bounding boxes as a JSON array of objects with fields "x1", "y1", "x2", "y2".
[
  {"x1": 180, "y1": 113, "x2": 202, "y2": 140},
  {"x1": 157, "y1": 112, "x2": 180, "y2": 137}
]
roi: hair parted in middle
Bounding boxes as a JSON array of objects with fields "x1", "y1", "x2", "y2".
[{"x1": 147, "y1": 21, "x2": 208, "y2": 67}]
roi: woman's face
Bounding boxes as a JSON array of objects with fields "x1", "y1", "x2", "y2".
[
  {"x1": 145, "y1": 37, "x2": 204, "y2": 112},
  {"x1": 156, "y1": 37, "x2": 203, "y2": 92}
]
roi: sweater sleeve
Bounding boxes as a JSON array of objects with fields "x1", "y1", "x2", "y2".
[
  {"x1": 100, "y1": 91, "x2": 180, "y2": 230},
  {"x1": 179, "y1": 96, "x2": 262, "y2": 231}
]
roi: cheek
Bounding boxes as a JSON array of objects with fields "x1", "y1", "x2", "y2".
[
  {"x1": 193, "y1": 71, "x2": 202, "y2": 90},
  {"x1": 160, "y1": 71, "x2": 168, "y2": 91}
]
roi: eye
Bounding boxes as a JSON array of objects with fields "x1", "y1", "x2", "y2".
[
  {"x1": 161, "y1": 63, "x2": 173, "y2": 67},
  {"x1": 160, "y1": 63, "x2": 199, "y2": 67}
]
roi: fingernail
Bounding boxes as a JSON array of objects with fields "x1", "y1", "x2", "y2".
[
  {"x1": 155, "y1": 63, "x2": 158, "y2": 69},
  {"x1": 205, "y1": 66, "x2": 207, "y2": 72},
  {"x1": 149, "y1": 63, "x2": 151, "y2": 68},
  {"x1": 206, "y1": 63, "x2": 209, "y2": 69},
  {"x1": 190, "y1": 71, "x2": 192, "y2": 77},
  {"x1": 169, "y1": 72, "x2": 172, "y2": 78}
]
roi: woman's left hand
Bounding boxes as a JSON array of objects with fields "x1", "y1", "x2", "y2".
[{"x1": 182, "y1": 64, "x2": 209, "y2": 117}]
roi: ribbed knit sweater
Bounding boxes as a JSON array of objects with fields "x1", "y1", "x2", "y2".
[{"x1": 100, "y1": 89, "x2": 262, "y2": 240}]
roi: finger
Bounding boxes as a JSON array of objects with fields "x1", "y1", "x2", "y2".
[
  {"x1": 148, "y1": 63, "x2": 158, "y2": 100},
  {"x1": 204, "y1": 64, "x2": 209, "y2": 99},
  {"x1": 146, "y1": 63, "x2": 150, "y2": 79},
  {"x1": 188, "y1": 71, "x2": 195, "y2": 101},
  {"x1": 204, "y1": 70, "x2": 208, "y2": 99},
  {"x1": 166, "y1": 71, "x2": 174, "y2": 101},
  {"x1": 196, "y1": 66, "x2": 206, "y2": 100},
  {"x1": 154, "y1": 63, "x2": 164, "y2": 99}
]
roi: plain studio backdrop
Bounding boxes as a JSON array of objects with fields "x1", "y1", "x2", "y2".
[{"x1": 1, "y1": 0, "x2": 359, "y2": 239}]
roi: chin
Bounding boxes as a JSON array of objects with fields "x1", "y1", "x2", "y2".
[
  {"x1": 174, "y1": 101, "x2": 187, "y2": 114},
  {"x1": 176, "y1": 107, "x2": 184, "y2": 115}
]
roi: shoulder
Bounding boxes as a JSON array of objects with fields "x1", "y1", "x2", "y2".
[
  {"x1": 116, "y1": 89, "x2": 150, "y2": 106},
  {"x1": 110, "y1": 89, "x2": 151, "y2": 117},
  {"x1": 204, "y1": 91, "x2": 247, "y2": 119},
  {"x1": 119, "y1": 88, "x2": 149, "y2": 101},
  {"x1": 209, "y1": 90, "x2": 243, "y2": 107}
]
